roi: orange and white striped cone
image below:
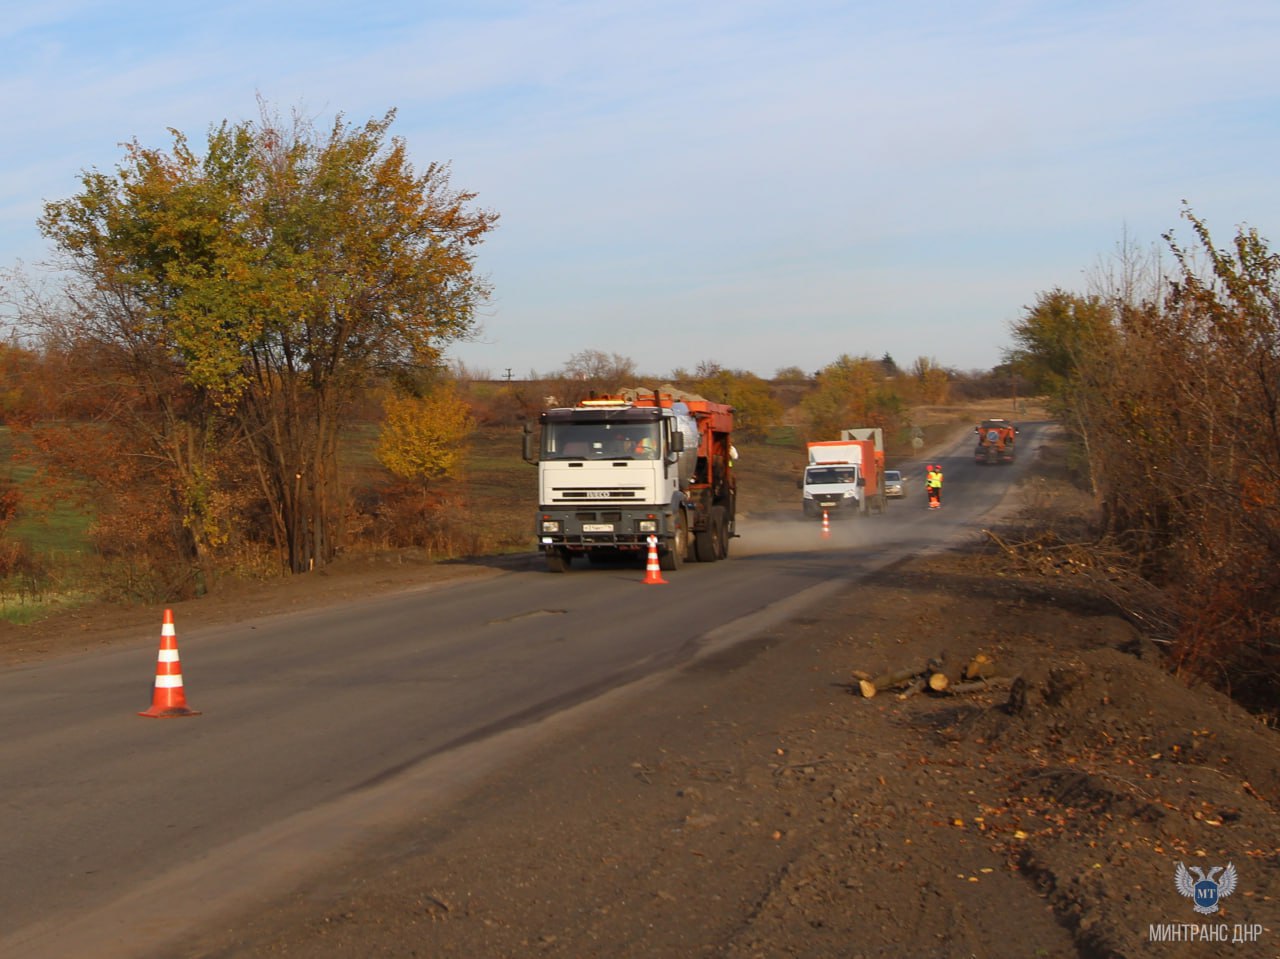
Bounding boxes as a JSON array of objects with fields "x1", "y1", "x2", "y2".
[
  {"x1": 821, "y1": 510, "x2": 831, "y2": 539},
  {"x1": 642, "y1": 535, "x2": 668, "y2": 584},
  {"x1": 139, "y1": 609, "x2": 201, "y2": 718}
]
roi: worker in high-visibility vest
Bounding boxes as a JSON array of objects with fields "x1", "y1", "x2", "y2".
[{"x1": 926, "y1": 464, "x2": 943, "y2": 509}]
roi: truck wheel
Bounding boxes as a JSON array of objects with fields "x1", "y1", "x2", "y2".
[
  {"x1": 712, "y1": 506, "x2": 729, "y2": 559},
  {"x1": 659, "y1": 516, "x2": 686, "y2": 571},
  {"x1": 694, "y1": 523, "x2": 716, "y2": 562},
  {"x1": 546, "y1": 548, "x2": 571, "y2": 573}
]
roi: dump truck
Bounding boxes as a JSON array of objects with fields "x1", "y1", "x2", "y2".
[
  {"x1": 974, "y1": 419, "x2": 1018, "y2": 464},
  {"x1": 802, "y1": 428, "x2": 886, "y2": 517},
  {"x1": 524, "y1": 389, "x2": 736, "y2": 573}
]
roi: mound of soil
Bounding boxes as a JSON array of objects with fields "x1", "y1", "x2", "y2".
[{"x1": 172, "y1": 510, "x2": 1280, "y2": 957}]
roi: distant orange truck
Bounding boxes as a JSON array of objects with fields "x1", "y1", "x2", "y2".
[{"x1": 974, "y1": 419, "x2": 1018, "y2": 464}]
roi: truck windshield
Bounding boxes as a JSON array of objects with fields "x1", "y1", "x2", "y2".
[
  {"x1": 543, "y1": 422, "x2": 660, "y2": 460},
  {"x1": 807, "y1": 466, "x2": 857, "y2": 484}
]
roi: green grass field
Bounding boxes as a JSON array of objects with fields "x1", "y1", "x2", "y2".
[{"x1": 0, "y1": 428, "x2": 95, "y2": 622}]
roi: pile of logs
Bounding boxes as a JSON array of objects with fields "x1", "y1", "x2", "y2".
[{"x1": 851, "y1": 653, "x2": 1013, "y2": 700}]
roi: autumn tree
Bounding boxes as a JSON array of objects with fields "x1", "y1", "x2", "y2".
[
  {"x1": 689, "y1": 368, "x2": 781, "y2": 440},
  {"x1": 21, "y1": 134, "x2": 255, "y2": 594},
  {"x1": 1013, "y1": 212, "x2": 1280, "y2": 710},
  {"x1": 772, "y1": 366, "x2": 811, "y2": 384},
  {"x1": 34, "y1": 102, "x2": 497, "y2": 579},
  {"x1": 1006, "y1": 289, "x2": 1118, "y2": 496},
  {"x1": 800, "y1": 354, "x2": 906, "y2": 441},
  {"x1": 376, "y1": 384, "x2": 474, "y2": 490},
  {"x1": 1146, "y1": 214, "x2": 1280, "y2": 700},
  {"x1": 545, "y1": 350, "x2": 637, "y2": 406},
  {"x1": 908, "y1": 356, "x2": 950, "y2": 405},
  {"x1": 692, "y1": 359, "x2": 722, "y2": 379}
]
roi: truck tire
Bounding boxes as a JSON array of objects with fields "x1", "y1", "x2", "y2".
[
  {"x1": 695, "y1": 507, "x2": 728, "y2": 562},
  {"x1": 659, "y1": 515, "x2": 686, "y2": 571},
  {"x1": 694, "y1": 520, "x2": 716, "y2": 562},
  {"x1": 713, "y1": 506, "x2": 729, "y2": 559},
  {"x1": 546, "y1": 547, "x2": 571, "y2": 573}
]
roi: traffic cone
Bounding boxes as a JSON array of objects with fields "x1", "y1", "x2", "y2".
[
  {"x1": 821, "y1": 510, "x2": 831, "y2": 539},
  {"x1": 642, "y1": 535, "x2": 668, "y2": 584},
  {"x1": 139, "y1": 609, "x2": 201, "y2": 718}
]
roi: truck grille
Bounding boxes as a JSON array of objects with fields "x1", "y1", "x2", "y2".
[{"x1": 553, "y1": 488, "x2": 642, "y2": 502}]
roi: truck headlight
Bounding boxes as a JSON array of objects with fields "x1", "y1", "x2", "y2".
[
  {"x1": 540, "y1": 520, "x2": 562, "y2": 533},
  {"x1": 638, "y1": 519, "x2": 657, "y2": 532}
]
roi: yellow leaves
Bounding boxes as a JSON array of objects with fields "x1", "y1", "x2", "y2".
[{"x1": 375, "y1": 385, "x2": 475, "y2": 484}]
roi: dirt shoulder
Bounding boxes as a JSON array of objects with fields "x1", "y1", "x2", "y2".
[{"x1": 160, "y1": 452, "x2": 1279, "y2": 957}]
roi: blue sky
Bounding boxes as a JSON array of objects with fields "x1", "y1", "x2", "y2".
[{"x1": 2, "y1": 1, "x2": 1277, "y2": 378}]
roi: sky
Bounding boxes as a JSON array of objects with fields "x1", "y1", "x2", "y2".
[{"x1": 2, "y1": 1, "x2": 1278, "y2": 379}]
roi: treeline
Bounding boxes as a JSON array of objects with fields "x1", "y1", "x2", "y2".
[
  {"x1": 1008, "y1": 210, "x2": 1280, "y2": 711},
  {"x1": 0, "y1": 329, "x2": 1003, "y2": 607},
  {"x1": 462, "y1": 350, "x2": 1002, "y2": 443}
]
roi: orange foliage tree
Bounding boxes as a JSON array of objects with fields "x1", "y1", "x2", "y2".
[{"x1": 800, "y1": 354, "x2": 907, "y2": 442}]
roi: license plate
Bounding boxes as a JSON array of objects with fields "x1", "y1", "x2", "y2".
[{"x1": 582, "y1": 523, "x2": 614, "y2": 532}]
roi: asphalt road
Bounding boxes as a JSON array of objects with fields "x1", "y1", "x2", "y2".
[{"x1": 0, "y1": 422, "x2": 1047, "y2": 959}]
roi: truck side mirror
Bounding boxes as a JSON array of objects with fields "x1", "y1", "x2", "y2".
[{"x1": 669, "y1": 431, "x2": 684, "y2": 453}]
